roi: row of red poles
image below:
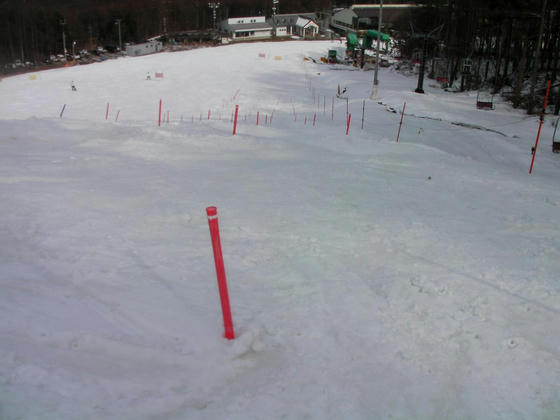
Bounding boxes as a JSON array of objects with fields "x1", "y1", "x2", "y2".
[
  {"x1": 105, "y1": 88, "x2": 552, "y2": 174},
  {"x1": 103, "y1": 97, "x2": 408, "y2": 139}
]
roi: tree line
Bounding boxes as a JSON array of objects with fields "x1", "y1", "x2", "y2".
[
  {"x1": 0, "y1": 0, "x2": 331, "y2": 64},
  {"x1": 402, "y1": 0, "x2": 559, "y2": 113}
]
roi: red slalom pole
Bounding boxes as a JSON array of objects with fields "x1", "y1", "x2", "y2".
[
  {"x1": 256, "y1": 111, "x2": 260, "y2": 126},
  {"x1": 206, "y1": 207, "x2": 235, "y2": 340},
  {"x1": 115, "y1": 110, "x2": 120, "y2": 122},
  {"x1": 313, "y1": 113, "x2": 316, "y2": 127},
  {"x1": 158, "y1": 99, "x2": 162, "y2": 127},
  {"x1": 232, "y1": 104, "x2": 239, "y2": 135},
  {"x1": 105, "y1": 102, "x2": 110, "y2": 120},
  {"x1": 167, "y1": 110, "x2": 170, "y2": 123},
  {"x1": 529, "y1": 80, "x2": 552, "y2": 174},
  {"x1": 396, "y1": 101, "x2": 406, "y2": 142},
  {"x1": 346, "y1": 113, "x2": 352, "y2": 135},
  {"x1": 208, "y1": 109, "x2": 211, "y2": 120}
]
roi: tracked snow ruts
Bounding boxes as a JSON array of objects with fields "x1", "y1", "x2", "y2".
[{"x1": 377, "y1": 101, "x2": 508, "y2": 136}]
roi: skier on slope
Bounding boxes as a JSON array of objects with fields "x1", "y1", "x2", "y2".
[{"x1": 336, "y1": 84, "x2": 347, "y2": 98}]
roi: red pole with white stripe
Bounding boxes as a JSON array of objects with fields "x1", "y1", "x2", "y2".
[{"x1": 206, "y1": 206, "x2": 235, "y2": 340}]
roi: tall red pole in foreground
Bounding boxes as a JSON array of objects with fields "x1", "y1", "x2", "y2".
[
  {"x1": 206, "y1": 207, "x2": 235, "y2": 340},
  {"x1": 346, "y1": 113, "x2": 352, "y2": 135},
  {"x1": 232, "y1": 105, "x2": 239, "y2": 135},
  {"x1": 529, "y1": 80, "x2": 551, "y2": 174},
  {"x1": 396, "y1": 101, "x2": 406, "y2": 142},
  {"x1": 158, "y1": 99, "x2": 162, "y2": 127}
]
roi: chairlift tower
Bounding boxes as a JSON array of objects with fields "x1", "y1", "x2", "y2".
[
  {"x1": 115, "y1": 19, "x2": 122, "y2": 51},
  {"x1": 370, "y1": 0, "x2": 383, "y2": 100},
  {"x1": 60, "y1": 19, "x2": 67, "y2": 58},
  {"x1": 272, "y1": 0, "x2": 279, "y2": 37},
  {"x1": 412, "y1": 23, "x2": 444, "y2": 94},
  {"x1": 208, "y1": 2, "x2": 220, "y2": 30}
]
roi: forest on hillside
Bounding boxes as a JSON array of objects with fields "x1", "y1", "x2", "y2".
[
  {"x1": 0, "y1": 0, "x2": 332, "y2": 63},
  {"x1": 1, "y1": 0, "x2": 559, "y2": 113}
]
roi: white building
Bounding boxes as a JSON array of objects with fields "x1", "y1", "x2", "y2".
[
  {"x1": 272, "y1": 13, "x2": 318, "y2": 37},
  {"x1": 126, "y1": 41, "x2": 163, "y2": 57},
  {"x1": 219, "y1": 16, "x2": 276, "y2": 41},
  {"x1": 294, "y1": 17, "x2": 319, "y2": 38},
  {"x1": 271, "y1": 13, "x2": 321, "y2": 38}
]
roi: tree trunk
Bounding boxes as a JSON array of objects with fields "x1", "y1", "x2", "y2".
[
  {"x1": 527, "y1": 0, "x2": 548, "y2": 114},
  {"x1": 502, "y1": 18, "x2": 514, "y2": 87},
  {"x1": 514, "y1": 32, "x2": 528, "y2": 108}
]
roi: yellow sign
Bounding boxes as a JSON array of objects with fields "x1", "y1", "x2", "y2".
[
  {"x1": 28, "y1": 74, "x2": 37, "y2": 80},
  {"x1": 274, "y1": 56, "x2": 283, "y2": 61}
]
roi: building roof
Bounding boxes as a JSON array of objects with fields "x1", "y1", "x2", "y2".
[
  {"x1": 352, "y1": 3, "x2": 423, "y2": 8},
  {"x1": 273, "y1": 13, "x2": 317, "y2": 25},
  {"x1": 275, "y1": 13, "x2": 317, "y2": 19},
  {"x1": 295, "y1": 17, "x2": 318, "y2": 28},
  {"x1": 353, "y1": 8, "x2": 377, "y2": 18}
]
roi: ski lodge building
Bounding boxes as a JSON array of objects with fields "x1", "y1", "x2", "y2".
[
  {"x1": 219, "y1": 14, "x2": 320, "y2": 41},
  {"x1": 125, "y1": 41, "x2": 163, "y2": 57},
  {"x1": 271, "y1": 14, "x2": 320, "y2": 38},
  {"x1": 219, "y1": 17, "x2": 280, "y2": 41}
]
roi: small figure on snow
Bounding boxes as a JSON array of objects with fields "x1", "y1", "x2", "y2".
[
  {"x1": 71, "y1": 80, "x2": 77, "y2": 91},
  {"x1": 146, "y1": 72, "x2": 151, "y2": 80},
  {"x1": 336, "y1": 84, "x2": 347, "y2": 98}
]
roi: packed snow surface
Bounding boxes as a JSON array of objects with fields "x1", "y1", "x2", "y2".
[{"x1": 1, "y1": 41, "x2": 559, "y2": 419}]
